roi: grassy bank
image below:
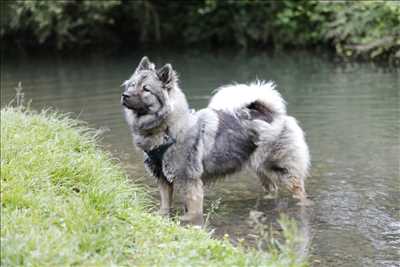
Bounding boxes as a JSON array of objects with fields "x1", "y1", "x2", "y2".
[{"x1": 0, "y1": 107, "x2": 306, "y2": 267}]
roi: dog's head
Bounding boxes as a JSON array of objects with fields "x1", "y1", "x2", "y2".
[{"x1": 121, "y1": 56, "x2": 177, "y2": 116}]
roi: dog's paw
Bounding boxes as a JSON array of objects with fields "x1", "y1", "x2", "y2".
[
  {"x1": 263, "y1": 191, "x2": 278, "y2": 200},
  {"x1": 296, "y1": 198, "x2": 314, "y2": 206},
  {"x1": 180, "y1": 213, "x2": 204, "y2": 227},
  {"x1": 158, "y1": 208, "x2": 171, "y2": 217}
]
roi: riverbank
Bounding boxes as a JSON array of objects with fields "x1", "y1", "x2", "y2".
[{"x1": 0, "y1": 107, "x2": 307, "y2": 267}]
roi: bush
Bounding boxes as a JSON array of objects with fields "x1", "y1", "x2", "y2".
[
  {"x1": 1, "y1": 1, "x2": 121, "y2": 49},
  {"x1": 316, "y1": 1, "x2": 400, "y2": 61},
  {"x1": 1, "y1": 0, "x2": 399, "y2": 61}
]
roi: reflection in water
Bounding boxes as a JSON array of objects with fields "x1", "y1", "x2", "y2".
[
  {"x1": 1, "y1": 49, "x2": 399, "y2": 266},
  {"x1": 207, "y1": 188, "x2": 313, "y2": 262}
]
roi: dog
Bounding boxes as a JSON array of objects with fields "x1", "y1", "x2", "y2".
[{"x1": 121, "y1": 56, "x2": 310, "y2": 225}]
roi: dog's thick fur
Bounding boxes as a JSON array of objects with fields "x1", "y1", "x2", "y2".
[{"x1": 122, "y1": 57, "x2": 310, "y2": 225}]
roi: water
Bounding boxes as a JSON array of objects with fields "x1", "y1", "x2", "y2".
[{"x1": 2, "y1": 50, "x2": 399, "y2": 266}]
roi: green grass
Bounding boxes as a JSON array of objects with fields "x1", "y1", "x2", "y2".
[{"x1": 1, "y1": 107, "x2": 307, "y2": 267}]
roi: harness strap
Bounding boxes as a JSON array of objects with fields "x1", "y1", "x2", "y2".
[{"x1": 144, "y1": 134, "x2": 176, "y2": 163}]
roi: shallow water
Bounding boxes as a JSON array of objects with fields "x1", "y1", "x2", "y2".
[{"x1": 2, "y1": 49, "x2": 399, "y2": 266}]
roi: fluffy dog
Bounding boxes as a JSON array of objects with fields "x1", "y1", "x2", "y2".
[{"x1": 122, "y1": 57, "x2": 310, "y2": 225}]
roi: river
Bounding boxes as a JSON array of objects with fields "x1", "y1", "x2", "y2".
[{"x1": 2, "y1": 49, "x2": 399, "y2": 266}]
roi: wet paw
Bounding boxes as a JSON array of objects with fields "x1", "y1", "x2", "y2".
[
  {"x1": 296, "y1": 198, "x2": 314, "y2": 206},
  {"x1": 263, "y1": 191, "x2": 278, "y2": 200},
  {"x1": 180, "y1": 213, "x2": 204, "y2": 227},
  {"x1": 158, "y1": 208, "x2": 171, "y2": 217}
]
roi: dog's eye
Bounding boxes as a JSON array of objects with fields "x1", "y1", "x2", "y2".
[{"x1": 143, "y1": 85, "x2": 150, "y2": 92}]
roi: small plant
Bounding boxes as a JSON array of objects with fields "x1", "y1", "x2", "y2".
[
  {"x1": 14, "y1": 81, "x2": 24, "y2": 107},
  {"x1": 204, "y1": 197, "x2": 222, "y2": 228},
  {"x1": 10, "y1": 81, "x2": 33, "y2": 109},
  {"x1": 248, "y1": 213, "x2": 308, "y2": 267}
]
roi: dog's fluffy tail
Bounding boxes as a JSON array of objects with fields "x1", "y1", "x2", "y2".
[{"x1": 208, "y1": 80, "x2": 286, "y2": 115}]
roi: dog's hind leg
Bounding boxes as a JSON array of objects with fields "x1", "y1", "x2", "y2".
[
  {"x1": 256, "y1": 169, "x2": 279, "y2": 199},
  {"x1": 256, "y1": 164, "x2": 311, "y2": 205},
  {"x1": 158, "y1": 180, "x2": 174, "y2": 217},
  {"x1": 271, "y1": 166, "x2": 312, "y2": 206},
  {"x1": 180, "y1": 179, "x2": 204, "y2": 226},
  {"x1": 284, "y1": 175, "x2": 312, "y2": 206}
]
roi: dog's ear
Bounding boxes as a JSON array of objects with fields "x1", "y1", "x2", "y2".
[
  {"x1": 136, "y1": 56, "x2": 155, "y2": 72},
  {"x1": 157, "y1": 64, "x2": 177, "y2": 85}
]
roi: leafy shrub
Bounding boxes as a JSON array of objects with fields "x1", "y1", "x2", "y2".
[
  {"x1": 1, "y1": 0, "x2": 399, "y2": 61},
  {"x1": 1, "y1": 1, "x2": 121, "y2": 49},
  {"x1": 316, "y1": 1, "x2": 400, "y2": 61}
]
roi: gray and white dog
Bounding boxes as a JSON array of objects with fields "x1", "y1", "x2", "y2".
[{"x1": 122, "y1": 57, "x2": 310, "y2": 225}]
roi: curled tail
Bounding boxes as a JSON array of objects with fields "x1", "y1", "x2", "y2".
[
  {"x1": 208, "y1": 80, "x2": 288, "y2": 146},
  {"x1": 208, "y1": 80, "x2": 286, "y2": 116}
]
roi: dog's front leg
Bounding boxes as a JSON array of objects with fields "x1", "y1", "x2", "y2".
[
  {"x1": 158, "y1": 180, "x2": 173, "y2": 217},
  {"x1": 180, "y1": 179, "x2": 204, "y2": 226}
]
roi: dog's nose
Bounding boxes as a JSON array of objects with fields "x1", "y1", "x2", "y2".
[{"x1": 122, "y1": 92, "x2": 131, "y2": 99}]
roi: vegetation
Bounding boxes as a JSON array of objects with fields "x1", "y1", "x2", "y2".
[
  {"x1": 1, "y1": 0, "x2": 399, "y2": 62},
  {"x1": 0, "y1": 106, "x2": 307, "y2": 267}
]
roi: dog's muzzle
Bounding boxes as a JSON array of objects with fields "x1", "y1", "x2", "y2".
[
  {"x1": 121, "y1": 92, "x2": 132, "y2": 107},
  {"x1": 121, "y1": 93, "x2": 148, "y2": 115}
]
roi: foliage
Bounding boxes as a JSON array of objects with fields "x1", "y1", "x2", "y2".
[
  {"x1": 0, "y1": 106, "x2": 307, "y2": 266},
  {"x1": 316, "y1": 1, "x2": 400, "y2": 61},
  {"x1": 1, "y1": 1, "x2": 121, "y2": 49},
  {"x1": 1, "y1": 0, "x2": 399, "y2": 61}
]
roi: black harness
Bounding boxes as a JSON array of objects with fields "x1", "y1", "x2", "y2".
[
  {"x1": 144, "y1": 132, "x2": 176, "y2": 181},
  {"x1": 145, "y1": 134, "x2": 176, "y2": 163}
]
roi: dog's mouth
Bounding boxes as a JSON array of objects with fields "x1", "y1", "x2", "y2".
[{"x1": 121, "y1": 97, "x2": 149, "y2": 116}]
